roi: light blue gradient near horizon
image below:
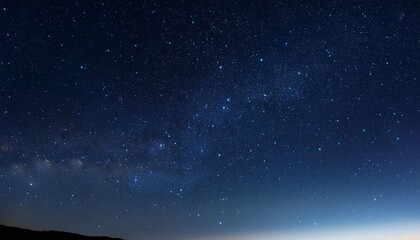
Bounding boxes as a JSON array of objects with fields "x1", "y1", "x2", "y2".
[{"x1": 188, "y1": 220, "x2": 420, "y2": 240}]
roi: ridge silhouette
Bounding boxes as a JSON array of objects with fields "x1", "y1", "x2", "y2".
[{"x1": 0, "y1": 224, "x2": 124, "y2": 240}]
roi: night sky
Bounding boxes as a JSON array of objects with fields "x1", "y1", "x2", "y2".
[{"x1": 0, "y1": 1, "x2": 419, "y2": 240}]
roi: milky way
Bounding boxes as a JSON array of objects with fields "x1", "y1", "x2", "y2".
[{"x1": 0, "y1": 1, "x2": 419, "y2": 239}]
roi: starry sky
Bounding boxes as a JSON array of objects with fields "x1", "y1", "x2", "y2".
[{"x1": 0, "y1": 1, "x2": 419, "y2": 240}]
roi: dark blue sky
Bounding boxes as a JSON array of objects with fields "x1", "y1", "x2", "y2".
[{"x1": 0, "y1": 1, "x2": 419, "y2": 239}]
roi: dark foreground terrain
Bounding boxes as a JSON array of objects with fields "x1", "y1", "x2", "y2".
[{"x1": 0, "y1": 224, "x2": 124, "y2": 240}]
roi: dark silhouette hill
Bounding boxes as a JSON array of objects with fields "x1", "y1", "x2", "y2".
[{"x1": 0, "y1": 224, "x2": 124, "y2": 240}]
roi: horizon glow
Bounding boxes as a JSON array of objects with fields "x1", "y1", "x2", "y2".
[{"x1": 191, "y1": 221, "x2": 420, "y2": 240}]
